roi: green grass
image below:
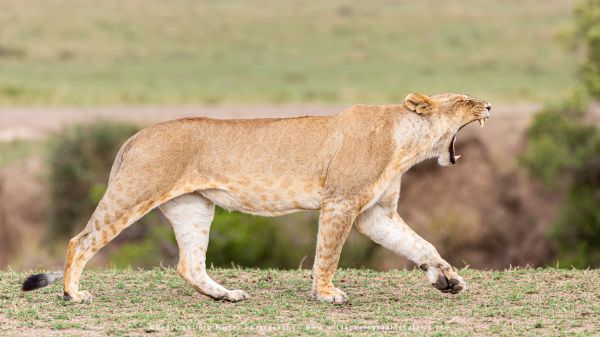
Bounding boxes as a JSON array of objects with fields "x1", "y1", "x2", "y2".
[
  {"x1": 1, "y1": 268, "x2": 598, "y2": 336},
  {"x1": 0, "y1": 0, "x2": 574, "y2": 106}
]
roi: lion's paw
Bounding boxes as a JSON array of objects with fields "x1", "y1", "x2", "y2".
[
  {"x1": 220, "y1": 289, "x2": 250, "y2": 302},
  {"x1": 423, "y1": 264, "x2": 466, "y2": 294},
  {"x1": 313, "y1": 287, "x2": 348, "y2": 304},
  {"x1": 63, "y1": 290, "x2": 93, "y2": 303}
]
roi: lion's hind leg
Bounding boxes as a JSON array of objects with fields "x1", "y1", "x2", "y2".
[
  {"x1": 159, "y1": 193, "x2": 249, "y2": 302},
  {"x1": 63, "y1": 187, "x2": 158, "y2": 302}
]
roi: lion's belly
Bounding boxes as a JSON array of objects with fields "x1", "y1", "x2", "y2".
[{"x1": 199, "y1": 186, "x2": 320, "y2": 216}]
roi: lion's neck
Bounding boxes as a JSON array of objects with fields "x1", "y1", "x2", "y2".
[{"x1": 393, "y1": 114, "x2": 451, "y2": 171}]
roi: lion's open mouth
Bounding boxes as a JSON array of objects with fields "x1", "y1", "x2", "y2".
[
  {"x1": 449, "y1": 117, "x2": 488, "y2": 164},
  {"x1": 449, "y1": 135, "x2": 459, "y2": 164}
]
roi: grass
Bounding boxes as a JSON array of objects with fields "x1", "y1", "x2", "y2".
[
  {"x1": 0, "y1": 0, "x2": 575, "y2": 106},
  {"x1": 1, "y1": 268, "x2": 599, "y2": 336}
]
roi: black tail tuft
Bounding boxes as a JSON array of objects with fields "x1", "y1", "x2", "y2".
[{"x1": 22, "y1": 273, "x2": 50, "y2": 291}]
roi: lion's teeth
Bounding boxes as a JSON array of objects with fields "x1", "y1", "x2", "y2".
[
  {"x1": 455, "y1": 155, "x2": 461, "y2": 160},
  {"x1": 479, "y1": 119, "x2": 485, "y2": 127}
]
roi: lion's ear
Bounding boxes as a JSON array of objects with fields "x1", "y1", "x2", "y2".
[{"x1": 404, "y1": 93, "x2": 435, "y2": 115}]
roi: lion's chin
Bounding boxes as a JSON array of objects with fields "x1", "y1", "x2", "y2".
[{"x1": 437, "y1": 155, "x2": 453, "y2": 167}]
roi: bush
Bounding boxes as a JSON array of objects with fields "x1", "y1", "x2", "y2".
[
  {"x1": 519, "y1": 95, "x2": 594, "y2": 187},
  {"x1": 208, "y1": 210, "x2": 315, "y2": 268},
  {"x1": 521, "y1": 0, "x2": 600, "y2": 268},
  {"x1": 522, "y1": 100, "x2": 600, "y2": 268}
]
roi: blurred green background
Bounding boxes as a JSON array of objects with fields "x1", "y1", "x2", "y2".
[{"x1": 1, "y1": 0, "x2": 599, "y2": 271}]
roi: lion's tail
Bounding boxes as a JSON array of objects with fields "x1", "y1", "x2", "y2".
[{"x1": 21, "y1": 271, "x2": 64, "y2": 291}]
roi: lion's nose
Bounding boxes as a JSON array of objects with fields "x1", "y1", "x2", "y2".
[{"x1": 485, "y1": 104, "x2": 491, "y2": 112}]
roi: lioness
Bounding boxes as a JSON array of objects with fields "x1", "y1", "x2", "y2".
[{"x1": 22, "y1": 93, "x2": 490, "y2": 304}]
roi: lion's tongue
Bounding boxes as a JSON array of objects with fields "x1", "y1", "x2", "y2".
[{"x1": 450, "y1": 135, "x2": 457, "y2": 164}]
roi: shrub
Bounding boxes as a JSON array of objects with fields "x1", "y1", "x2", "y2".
[
  {"x1": 519, "y1": 95, "x2": 594, "y2": 187},
  {"x1": 521, "y1": 0, "x2": 600, "y2": 268},
  {"x1": 522, "y1": 100, "x2": 600, "y2": 267}
]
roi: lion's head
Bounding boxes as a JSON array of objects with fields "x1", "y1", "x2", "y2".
[{"x1": 404, "y1": 92, "x2": 491, "y2": 166}]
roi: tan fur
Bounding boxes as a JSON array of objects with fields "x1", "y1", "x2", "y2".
[{"x1": 61, "y1": 93, "x2": 490, "y2": 303}]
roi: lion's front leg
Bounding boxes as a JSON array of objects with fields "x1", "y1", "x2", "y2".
[
  {"x1": 311, "y1": 200, "x2": 357, "y2": 304},
  {"x1": 356, "y1": 205, "x2": 466, "y2": 294}
]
